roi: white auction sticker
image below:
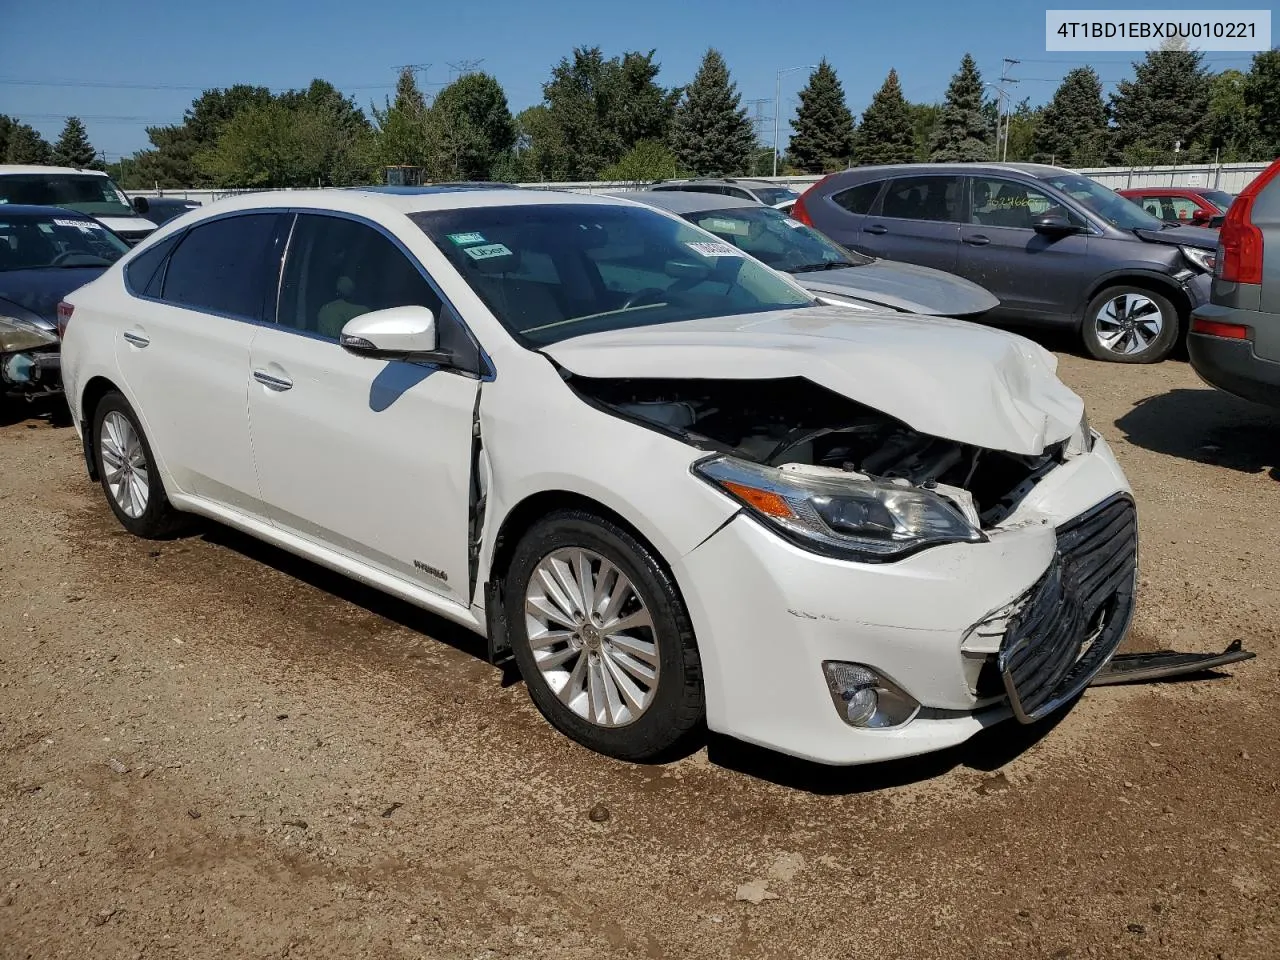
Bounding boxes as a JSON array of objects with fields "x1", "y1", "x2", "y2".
[
  {"x1": 54, "y1": 218, "x2": 102, "y2": 231},
  {"x1": 1046, "y1": 9, "x2": 1270, "y2": 51},
  {"x1": 685, "y1": 241, "x2": 744, "y2": 258},
  {"x1": 783, "y1": 218, "x2": 804, "y2": 229}
]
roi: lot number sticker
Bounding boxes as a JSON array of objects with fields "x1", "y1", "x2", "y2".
[
  {"x1": 54, "y1": 218, "x2": 103, "y2": 232},
  {"x1": 685, "y1": 241, "x2": 744, "y2": 258},
  {"x1": 463, "y1": 242, "x2": 514, "y2": 261}
]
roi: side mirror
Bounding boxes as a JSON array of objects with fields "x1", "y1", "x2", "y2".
[
  {"x1": 339, "y1": 305, "x2": 449, "y2": 363},
  {"x1": 1190, "y1": 210, "x2": 1211, "y2": 225},
  {"x1": 132, "y1": 196, "x2": 150, "y2": 214},
  {"x1": 1032, "y1": 213, "x2": 1081, "y2": 236}
]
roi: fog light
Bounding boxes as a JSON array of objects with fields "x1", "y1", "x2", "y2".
[{"x1": 822, "y1": 661, "x2": 921, "y2": 729}]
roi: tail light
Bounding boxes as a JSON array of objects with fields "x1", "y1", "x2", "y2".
[
  {"x1": 792, "y1": 174, "x2": 833, "y2": 227},
  {"x1": 56, "y1": 301, "x2": 74, "y2": 339},
  {"x1": 1216, "y1": 158, "x2": 1280, "y2": 285}
]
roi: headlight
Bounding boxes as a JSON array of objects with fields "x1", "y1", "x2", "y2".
[
  {"x1": 1181, "y1": 246, "x2": 1216, "y2": 273},
  {"x1": 1067, "y1": 406, "x2": 1095, "y2": 456},
  {"x1": 694, "y1": 455, "x2": 985, "y2": 562}
]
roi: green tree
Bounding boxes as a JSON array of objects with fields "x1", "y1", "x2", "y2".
[
  {"x1": 787, "y1": 60, "x2": 855, "y2": 173},
  {"x1": 510, "y1": 105, "x2": 559, "y2": 181},
  {"x1": 1001, "y1": 99, "x2": 1043, "y2": 162},
  {"x1": 371, "y1": 67, "x2": 434, "y2": 169},
  {"x1": 671, "y1": 49, "x2": 754, "y2": 176},
  {"x1": 1, "y1": 116, "x2": 53, "y2": 164},
  {"x1": 600, "y1": 139, "x2": 680, "y2": 182},
  {"x1": 1110, "y1": 47, "x2": 1211, "y2": 163},
  {"x1": 428, "y1": 72, "x2": 517, "y2": 180},
  {"x1": 1204, "y1": 69, "x2": 1258, "y2": 162},
  {"x1": 51, "y1": 117, "x2": 99, "y2": 168},
  {"x1": 1244, "y1": 48, "x2": 1280, "y2": 158},
  {"x1": 610, "y1": 51, "x2": 682, "y2": 149},
  {"x1": 1035, "y1": 67, "x2": 1110, "y2": 166},
  {"x1": 852, "y1": 68, "x2": 915, "y2": 166},
  {"x1": 908, "y1": 102, "x2": 941, "y2": 161},
  {"x1": 928, "y1": 54, "x2": 991, "y2": 161}
]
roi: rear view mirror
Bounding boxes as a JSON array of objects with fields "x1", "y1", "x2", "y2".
[
  {"x1": 1032, "y1": 214, "x2": 1082, "y2": 236},
  {"x1": 339, "y1": 306, "x2": 449, "y2": 363},
  {"x1": 132, "y1": 196, "x2": 150, "y2": 214}
]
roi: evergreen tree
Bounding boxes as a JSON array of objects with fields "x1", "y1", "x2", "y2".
[
  {"x1": 52, "y1": 117, "x2": 98, "y2": 168},
  {"x1": 670, "y1": 49, "x2": 755, "y2": 176},
  {"x1": 371, "y1": 67, "x2": 433, "y2": 168},
  {"x1": 1244, "y1": 48, "x2": 1280, "y2": 158},
  {"x1": 1204, "y1": 69, "x2": 1259, "y2": 161},
  {"x1": 1110, "y1": 47, "x2": 1211, "y2": 163},
  {"x1": 1002, "y1": 99, "x2": 1043, "y2": 162},
  {"x1": 1035, "y1": 67, "x2": 1110, "y2": 166},
  {"x1": 928, "y1": 54, "x2": 991, "y2": 162},
  {"x1": 787, "y1": 60, "x2": 855, "y2": 172},
  {"x1": 908, "y1": 102, "x2": 941, "y2": 161},
  {"x1": 1, "y1": 116, "x2": 53, "y2": 164},
  {"x1": 852, "y1": 69, "x2": 915, "y2": 166}
]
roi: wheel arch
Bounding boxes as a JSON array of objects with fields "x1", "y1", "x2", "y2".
[
  {"x1": 1081, "y1": 271, "x2": 1192, "y2": 329},
  {"x1": 78, "y1": 375, "x2": 125, "y2": 480}
]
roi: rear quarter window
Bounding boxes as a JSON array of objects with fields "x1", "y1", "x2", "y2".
[
  {"x1": 123, "y1": 234, "x2": 180, "y2": 296},
  {"x1": 831, "y1": 181, "x2": 883, "y2": 215}
]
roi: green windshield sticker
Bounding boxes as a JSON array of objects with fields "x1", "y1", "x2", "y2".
[
  {"x1": 699, "y1": 217, "x2": 749, "y2": 236},
  {"x1": 463, "y1": 242, "x2": 513, "y2": 261},
  {"x1": 448, "y1": 232, "x2": 486, "y2": 245}
]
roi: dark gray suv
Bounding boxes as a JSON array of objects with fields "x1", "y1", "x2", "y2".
[
  {"x1": 1188, "y1": 158, "x2": 1280, "y2": 408},
  {"x1": 794, "y1": 163, "x2": 1220, "y2": 363}
]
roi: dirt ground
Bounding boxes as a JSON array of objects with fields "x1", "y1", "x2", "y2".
[{"x1": 2, "y1": 354, "x2": 1278, "y2": 960}]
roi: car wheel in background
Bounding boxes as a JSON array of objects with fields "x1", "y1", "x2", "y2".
[
  {"x1": 1081, "y1": 285, "x2": 1180, "y2": 363},
  {"x1": 505, "y1": 508, "x2": 704, "y2": 761},
  {"x1": 92, "y1": 391, "x2": 184, "y2": 538}
]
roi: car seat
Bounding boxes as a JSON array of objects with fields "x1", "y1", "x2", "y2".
[{"x1": 316, "y1": 275, "x2": 368, "y2": 339}]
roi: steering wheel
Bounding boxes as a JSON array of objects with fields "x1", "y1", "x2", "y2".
[
  {"x1": 620, "y1": 287, "x2": 667, "y2": 310},
  {"x1": 51, "y1": 250, "x2": 83, "y2": 266}
]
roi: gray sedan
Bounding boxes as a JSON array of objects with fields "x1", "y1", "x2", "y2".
[{"x1": 611, "y1": 190, "x2": 998, "y2": 319}]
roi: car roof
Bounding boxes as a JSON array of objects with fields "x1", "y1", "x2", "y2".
[
  {"x1": 0, "y1": 203, "x2": 100, "y2": 218},
  {"x1": 351, "y1": 182, "x2": 522, "y2": 194},
  {"x1": 610, "y1": 190, "x2": 761, "y2": 214},
  {"x1": 0, "y1": 164, "x2": 109, "y2": 177},
  {"x1": 1117, "y1": 186, "x2": 1222, "y2": 196},
  {"x1": 176, "y1": 186, "x2": 637, "y2": 221},
  {"x1": 823, "y1": 161, "x2": 1076, "y2": 179},
  {"x1": 650, "y1": 177, "x2": 781, "y2": 189}
]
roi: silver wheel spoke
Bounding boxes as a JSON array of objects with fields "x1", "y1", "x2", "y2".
[
  {"x1": 525, "y1": 546, "x2": 660, "y2": 729},
  {"x1": 1095, "y1": 294, "x2": 1162, "y2": 356}
]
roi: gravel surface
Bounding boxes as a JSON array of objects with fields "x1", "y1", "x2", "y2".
[{"x1": 2, "y1": 355, "x2": 1278, "y2": 959}]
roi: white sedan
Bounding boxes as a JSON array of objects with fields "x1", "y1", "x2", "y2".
[{"x1": 58, "y1": 187, "x2": 1137, "y2": 766}]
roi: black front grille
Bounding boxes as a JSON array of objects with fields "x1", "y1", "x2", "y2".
[
  {"x1": 115, "y1": 229, "x2": 153, "y2": 246},
  {"x1": 999, "y1": 494, "x2": 1138, "y2": 722}
]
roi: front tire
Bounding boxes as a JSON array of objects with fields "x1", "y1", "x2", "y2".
[
  {"x1": 1081, "y1": 285, "x2": 1180, "y2": 363},
  {"x1": 91, "y1": 391, "x2": 183, "y2": 538},
  {"x1": 505, "y1": 509, "x2": 704, "y2": 762}
]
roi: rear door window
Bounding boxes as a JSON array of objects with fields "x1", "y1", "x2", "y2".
[
  {"x1": 880, "y1": 176, "x2": 964, "y2": 222},
  {"x1": 831, "y1": 181, "x2": 883, "y2": 215},
  {"x1": 161, "y1": 214, "x2": 281, "y2": 320}
]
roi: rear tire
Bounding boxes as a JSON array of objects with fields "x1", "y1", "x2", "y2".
[
  {"x1": 91, "y1": 392, "x2": 184, "y2": 538},
  {"x1": 1081, "y1": 285, "x2": 1180, "y2": 363},
  {"x1": 504, "y1": 508, "x2": 704, "y2": 762}
]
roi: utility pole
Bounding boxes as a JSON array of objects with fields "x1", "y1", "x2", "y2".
[
  {"x1": 397, "y1": 63, "x2": 432, "y2": 89},
  {"x1": 745, "y1": 99, "x2": 773, "y2": 175},
  {"x1": 997, "y1": 58, "x2": 1020, "y2": 162},
  {"x1": 774, "y1": 65, "x2": 816, "y2": 177},
  {"x1": 447, "y1": 59, "x2": 485, "y2": 80}
]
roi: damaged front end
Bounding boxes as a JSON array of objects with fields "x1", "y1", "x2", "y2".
[{"x1": 0, "y1": 316, "x2": 62, "y2": 400}]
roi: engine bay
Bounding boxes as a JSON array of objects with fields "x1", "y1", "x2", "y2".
[{"x1": 569, "y1": 375, "x2": 1064, "y2": 527}]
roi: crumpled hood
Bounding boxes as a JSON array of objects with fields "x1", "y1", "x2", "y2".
[
  {"x1": 543, "y1": 306, "x2": 1084, "y2": 456},
  {"x1": 795, "y1": 258, "x2": 999, "y2": 317}
]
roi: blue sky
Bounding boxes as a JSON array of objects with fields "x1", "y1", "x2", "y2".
[{"x1": 0, "y1": 0, "x2": 1262, "y2": 162}]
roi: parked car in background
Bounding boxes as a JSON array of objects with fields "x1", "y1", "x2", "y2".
[
  {"x1": 648, "y1": 178, "x2": 801, "y2": 208},
  {"x1": 1117, "y1": 186, "x2": 1235, "y2": 229},
  {"x1": 794, "y1": 163, "x2": 1220, "y2": 363},
  {"x1": 60, "y1": 186, "x2": 1133, "y2": 766},
  {"x1": 0, "y1": 166, "x2": 157, "y2": 244},
  {"x1": 1188, "y1": 158, "x2": 1280, "y2": 408},
  {"x1": 615, "y1": 189, "x2": 998, "y2": 319},
  {"x1": 133, "y1": 195, "x2": 202, "y2": 226},
  {"x1": 0, "y1": 205, "x2": 130, "y2": 406}
]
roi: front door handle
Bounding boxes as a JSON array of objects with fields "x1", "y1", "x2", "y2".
[
  {"x1": 963, "y1": 234, "x2": 991, "y2": 246},
  {"x1": 252, "y1": 369, "x2": 293, "y2": 391},
  {"x1": 864, "y1": 224, "x2": 888, "y2": 235},
  {"x1": 122, "y1": 330, "x2": 150, "y2": 348}
]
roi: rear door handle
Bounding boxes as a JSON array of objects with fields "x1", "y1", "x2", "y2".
[
  {"x1": 864, "y1": 224, "x2": 888, "y2": 235},
  {"x1": 122, "y1": 330, "x2": 150, "y2": 348},
  {"x1": 252, "y1": 369, "x2": 293, "y2": 391},
  {"x1": 963, "y1": 234, "x2": 991, "y2": 246}
]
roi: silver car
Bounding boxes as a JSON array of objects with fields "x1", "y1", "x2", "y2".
[{"x1": 615, "y1": 190, "x2": 999, "y2": 319}]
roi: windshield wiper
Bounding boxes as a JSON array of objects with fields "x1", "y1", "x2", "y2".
[{"x1": 790, "y1": 261, "x2": 850, "y2": 273}]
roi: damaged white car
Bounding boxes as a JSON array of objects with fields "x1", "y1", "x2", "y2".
[{"x1": 59, "y1": 188, "x2": 1137, "y2": 765}]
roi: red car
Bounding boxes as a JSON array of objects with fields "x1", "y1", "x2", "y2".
[{"x1": 1116, "y1": 186, "x2": 1236, "y2": 229}]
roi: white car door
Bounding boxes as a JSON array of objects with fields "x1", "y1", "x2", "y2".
[
  {"x1": 246, "y1": 212, "x2": 481, "y2": 603},
  {"x1": 113, "y1": 213, "x2": 286, "y2": 513}
]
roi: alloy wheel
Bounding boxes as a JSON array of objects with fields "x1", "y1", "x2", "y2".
[
  {"x1": 1093, "y1": 293, "x2": 1164, "y2": 357},
  {"x1": 100, "y1": 410, "x2": 150, "y2": 519},
  {"x1": 523, "y1": 547, "x2": 659, "y2": 727}
]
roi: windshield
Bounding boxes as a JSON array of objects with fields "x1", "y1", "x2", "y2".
[
  {"x1": 0, "y1": 213, "x2": 129, "y2": 271},
  {"x1": 412, "y1": 204, "x2": 813, "y2": 346},
  {"x1": 1038, "y1": 173, "x2": 1165, "y2": 230},
  {"x1": 1202, "y1": 190, "x2": 1235, "y2": 212},
  {"x1": 0, "y1": 173, "x2": 134, "y2": 217},
  {"x1": 752, "y1": 187, "x2": 800, "y2": 206},
  {"x1": 681, "y1": 205, "x2": 872, "y2": 272}
]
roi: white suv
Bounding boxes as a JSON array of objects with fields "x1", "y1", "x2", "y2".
[
  {"x1": 59, "y1": 186, "x2": 1136, "y2": 765},
  {"x1": 0, "y1": 165, "x2": 157, "y2": 244}
]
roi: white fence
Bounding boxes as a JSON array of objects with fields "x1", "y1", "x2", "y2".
[{"x1": 129, "y1": 163, "x2": 1273, "y2": 205}]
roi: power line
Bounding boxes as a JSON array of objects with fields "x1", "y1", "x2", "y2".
[
  {"x1": 447, "y1": 59, "x2": 485, "y2": 79},
  {"x1": 0, "y1": 76, "x2": 397, "y2": 92}
]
